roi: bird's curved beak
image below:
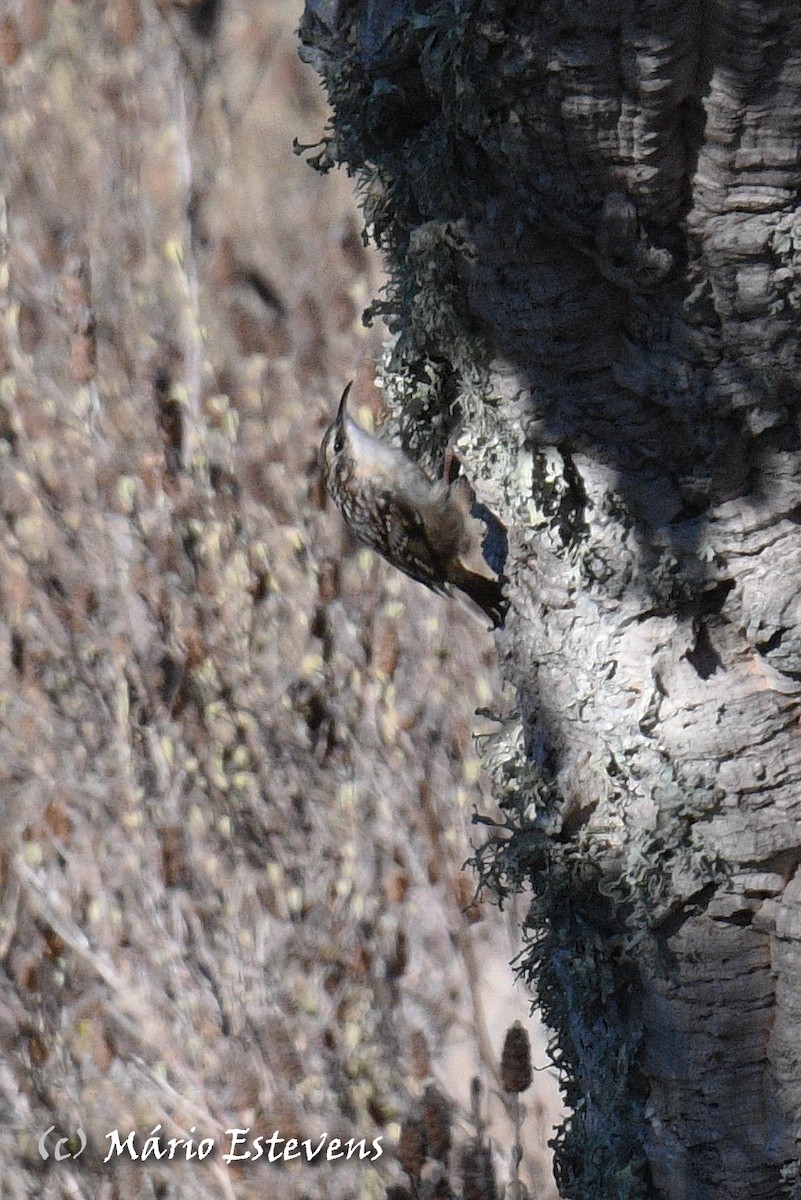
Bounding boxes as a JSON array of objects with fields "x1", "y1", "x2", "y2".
[{"x1": 336, "y1": 381, "x2": 353, "y2": 424}]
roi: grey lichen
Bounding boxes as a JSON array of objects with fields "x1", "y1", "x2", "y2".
[
  {"x1": 470, "y1": 706, "x2": 726, "y2": 1200},
  {"x1": 781, "y1": 1161, "x2": 801, "y2": 1200},
  {"x1": 296, "y1": 0, "x2": 537, "y2": 432},
  {"x1": 471, "y1": 710, "x2": 652, "y2": 1200}
]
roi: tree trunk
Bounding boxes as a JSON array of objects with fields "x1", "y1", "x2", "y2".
[{"x1": 301, "y1": 0, "x2": 801, "y2": 1196}]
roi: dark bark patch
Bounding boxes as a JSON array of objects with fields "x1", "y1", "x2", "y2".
[
  {"x1": 184, "y1": 0, "x2": 222, "y2": 40},
  {"x1": 154, "y1": 365, "x2": 184, "y2": 477},
  {"x1": 755, "y1": 627, "x2": 784, "y2": 656},
  {"x1": 694, "y1": 579, "x2": 735, "y2": 617},
  {"x1": 242, "y1": 269, "x2": 286, "y2": 315},
  {"x1": 684, "y1": 622, "x2": 724, "y2": 679},
  {"x1": 10, "y1": 630, "x2": 24, "y2": 674},
  {"x1": 719, "y1": 909, "x2": 754, "y2": 928},
  {"x1": 157, "y1": 653, "x2": 187, "y2": 714}
]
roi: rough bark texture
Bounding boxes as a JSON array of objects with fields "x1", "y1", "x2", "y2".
[{"x1": 299, "y1": 0, "x2": 801, "y2": 1197}]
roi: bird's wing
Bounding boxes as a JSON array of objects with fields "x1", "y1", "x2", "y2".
[{"x1": 375, "y1": 490, "x2": 447, "y2": 593}]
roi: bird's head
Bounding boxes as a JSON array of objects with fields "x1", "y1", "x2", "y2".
[{"x1": 321, "y1": 382, "x2": 356, "y2": 492}]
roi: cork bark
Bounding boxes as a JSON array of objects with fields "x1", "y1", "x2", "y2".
[{"x1": 299, "y1": 0, "x2": 801, "y2": 1195}]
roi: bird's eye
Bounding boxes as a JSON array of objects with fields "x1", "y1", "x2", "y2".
[{"x1": 333, "y1": 431, "x2": 344, "y2": 454}]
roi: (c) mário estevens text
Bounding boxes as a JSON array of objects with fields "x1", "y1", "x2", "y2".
[{"x1": 103, "y1": 1125, "x2": 383, "y2": 1164}]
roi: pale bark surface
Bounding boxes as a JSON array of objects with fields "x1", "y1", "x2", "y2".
[{"x1": 300, "y1": 0, "x2": 801, "y2": 1197}]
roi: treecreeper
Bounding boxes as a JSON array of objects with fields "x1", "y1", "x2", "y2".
[{"x1": 321, "y1": 382, "x2": 508, "y2": 628}]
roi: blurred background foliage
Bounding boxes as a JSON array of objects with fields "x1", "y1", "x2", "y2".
[{"x1": 0, "y1": 0, "x2": 559, "y2": 1196}]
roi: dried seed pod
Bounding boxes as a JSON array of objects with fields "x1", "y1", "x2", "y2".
[
  {"x1": 500, "y1": 1021, "x2": 533, "y2": 1095},
  {"x1": 409, "y1": 1027, "x2": 432, "y2": 1081},
  {"x1": 469, "y1": 1076, "x2": 483, "y2": 1127},
  {"x1": 397, "y1": 1117, "x2": 427, "y2": 1178},
  {"x1": 461, "y1": 1139, "x2": 498, "y2": 1200},
  {"x1": 420, "y1": 1084, "x2": 452, "y2": 1165}
]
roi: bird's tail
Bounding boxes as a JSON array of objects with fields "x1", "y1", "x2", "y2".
[{"x1": 449, "y1": 565, "x2": 509, "y2": 629}]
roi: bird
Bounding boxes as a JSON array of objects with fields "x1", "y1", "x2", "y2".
[{"x1": 321, "y1": 382, "x2": 507, "y2": 627}]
